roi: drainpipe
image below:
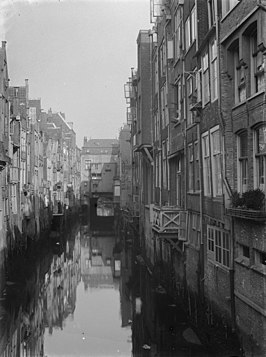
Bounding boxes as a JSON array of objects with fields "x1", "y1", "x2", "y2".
[{"x1": 215, "y1": 0, "x2": 236, "y2": 331}]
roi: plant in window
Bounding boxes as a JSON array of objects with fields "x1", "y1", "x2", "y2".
[
  {"x1": 242, "y1": 188, "x2": 265, "y2": 210},
  {"x1": 231, "y1": 190, "x2": 244, "y2": 208}
]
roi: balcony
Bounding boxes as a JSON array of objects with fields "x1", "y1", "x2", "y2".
[
  {"x1": 226, "y1": 208, "x2": 266, "y2": 222},
  {"x1": 227, "y1": 189, "x2": 266, "y2": 222},
  {"x1": 151, "y1": 205, "x2": 187, "y2": 240}
]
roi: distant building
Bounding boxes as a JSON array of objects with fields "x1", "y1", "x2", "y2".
[{"x1": 80, "y1": 137, "x2": 119, "y2": 202}]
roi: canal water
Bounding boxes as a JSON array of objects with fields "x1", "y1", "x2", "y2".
[{"x1": 0, "y1": 220, "x2": 241, "y2": 357}]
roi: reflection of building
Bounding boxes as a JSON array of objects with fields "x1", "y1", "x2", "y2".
[
  {"x1": 120, "y1": 245, "x2": 132, "y2": 328},
  {"x1": 80, "y1": 233, "x2": 120, "y2": 290},
  {"x1": 44, "y1": 232, "x2": 81, "y2": 335}
]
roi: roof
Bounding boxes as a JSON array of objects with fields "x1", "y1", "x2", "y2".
[{"x1": 83, "y1": 138, "x2": 118, "y2": 148}]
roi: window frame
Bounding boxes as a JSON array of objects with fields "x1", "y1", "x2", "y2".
[
  {"x1": 210, "y1": 126, "x2": 222, "y2": 197},
  {"x1": 254, "y1": 125, "x2": 266, "y2": 192},
  {"x1": 237, "y1": 131, "x2": 248, "y2": 194},
  {"x1": 202, "y1": 49, "x2": 210, "y2": 106},
  {"x1": 207, "y1": 225, "x2": 230, "y2": 268},
  {"x1": 210, "y1": 38, "x2": 218, "y2": 101},
  {"x1": 202, "y1": 131, "x2": 211, "y2": 196},
  {"x1": 174, "y1": 7, "x2": 182, "y2": 61}
]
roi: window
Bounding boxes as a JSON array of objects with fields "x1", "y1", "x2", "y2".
[
  {"x1": 175, "y1": 79, "x2": 182, "y2": 121},
  {"x1": 194, "y1": 141, "x2": 200, "y2": 191},
  {"x1": 208, "y1": 226, "x2": 215, "y2": 252},
  {"x1": 187, "y1": 141, "x2": 200, "y2": 193},
  {"x1": 174, "y1": 7, "x2": 182, "y2": 60},
  {"x1": 190, "y1": 213, "x2": 200, "y2": 248},
  {"x1": 202, "y1": 50, "x2": 210, "y2": 105},
  {"x1": 210, "y1": 127, "x2": 222, "y2": 196},
  {"x1": 191, "y1": 7, "x2": 196, "y2": 43},
  {"x1": 254, "y1": 125, "x2": 266, "y2": 191},
  {"x1": 161, "y1": 85, "x2": 168, "y2": 128},
  {"x1": 188, "y1": 144, "x2": 193, "y2": 191},
  {"x1": 196, "y1": 69, "x2": 202, "y2": 102},
  {"x1": 238, "y1": 131, "x2": 248, "y2": 193},
  {"x1": 207, "y1": 225, "x2": 230, "y2": 268},
  {"x1": 155, "y1": 111, "x2": 159, "y2": 141},
  {"x1": 187, "y1": 76, "x2": 194, "y2": 126},
  {"x1": 228, "y1": 40, "x2": 240, "y2": 104},
  {"x1": 185, "y1": 7, "x2": 196, "y2": 51},
  {"x1": 11, "y1": 185, "x2": 17, "y2": 214},
  {"x1": 254, "y1": 250, "x2": 266, "y2": 272},
  {"x1": 210, "y1": 38, "x2": 218, "y2": 101},
  {"x1": 260, "y1": 252, "x2": 266, "y2": 265},
  {"x1": 155, "y1": 54, "x2": 159, "y2": 94},
  {"x1": 241, "y1": 244, "x2": 250, "y2": 258},
  {"x1": 202, "y1": 132, "x2": 211, "y2": 196},
  {"x1": 176, "y1": 158, "x2": 182, "y2": 206},
  {"x1": 185, "y1": 16, "x2": 191, "y2": 50},
  {"x1": 162, "y1": 140, "x2": 168, "y2": 189},
  {"x1": 160, "y1": 39, "x2": 166, "y2": 77},
  {"x1": 222, "y1": 0, "x2": 239, "y2": 17},
  {"x1": 207, "y1": 0, "x2": 215, "y2": 28}
]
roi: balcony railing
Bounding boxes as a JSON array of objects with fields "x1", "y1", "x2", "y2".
[
  {"x1": 226, "y1": 207, "x2": 266, "y2": 222},
  {"x1": 151, "y1": 205, "x2": 187, "y2": 240}
]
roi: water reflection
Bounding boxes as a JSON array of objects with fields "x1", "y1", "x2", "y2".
[
  {"x1": 44, "y1": 225, "x2": 131, "y2": 357},
  {"x1": 0, "y1": 220, "x2": 237, "y2": 357}
]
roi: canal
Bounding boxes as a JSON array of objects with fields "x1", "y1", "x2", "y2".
[{"x1": 0, "y1": 219, "x2": 241, "y2": 357}]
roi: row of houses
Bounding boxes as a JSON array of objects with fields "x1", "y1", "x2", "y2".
[
  {"x1": 120, "y1": 0, "x2": 266, "y2": 355},
  {"x1": 0, "y1": 41, "x2": 81, "y2": 284}
]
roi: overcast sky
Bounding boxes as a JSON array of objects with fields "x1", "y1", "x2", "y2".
[{"x1": 0, "y1": 0, "x2": 151, "y2": 147}]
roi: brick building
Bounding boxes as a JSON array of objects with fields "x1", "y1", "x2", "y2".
[
  {"x1": 220, "y1": 0, "x2": 266, "y2": 354},
  {"x1": 123, "y1": 0, "x2": 266, "y2": 354}
]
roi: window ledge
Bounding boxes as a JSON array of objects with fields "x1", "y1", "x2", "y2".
[
  {"x1": 235, "y1": 256, "x2": 250, "y2": 268},
  {"x1": 232, "y1": 90, "x2": 265, "y2": 110},
  {"x1": 250, "y1": 264, "x2": 266, "y2": 276},
  {"x1": 207, "y1": 259, "x2": 231, "y2": 273},
  {"x1": 187, "y1": 191, "x2": 200, "y2": 195},
  {"x1": 186, "y1": 122, "x2": 197, "y2": 130},
  {"x1": 220, "y1": 1, "x2": 242, "y2": 23}
]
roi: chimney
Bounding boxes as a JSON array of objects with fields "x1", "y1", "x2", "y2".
[
  {"x1": 2, "y1": 41, "x2": 6, "y2": 49},
  {"x1": 25, "y1": 79, "x2": 29, "y2": 108}
]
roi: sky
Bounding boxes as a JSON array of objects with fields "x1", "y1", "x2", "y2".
[{"x1": 0, "y1": 0, "x2": 151, "y2": 147}]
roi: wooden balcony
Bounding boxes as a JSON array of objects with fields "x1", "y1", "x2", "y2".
[
  {"x1": 226, "y1": 207, "x2": 266, "y2": 222},
  {"x1": 151, "y1": 205, "x2": 187, "y2": 240}
]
